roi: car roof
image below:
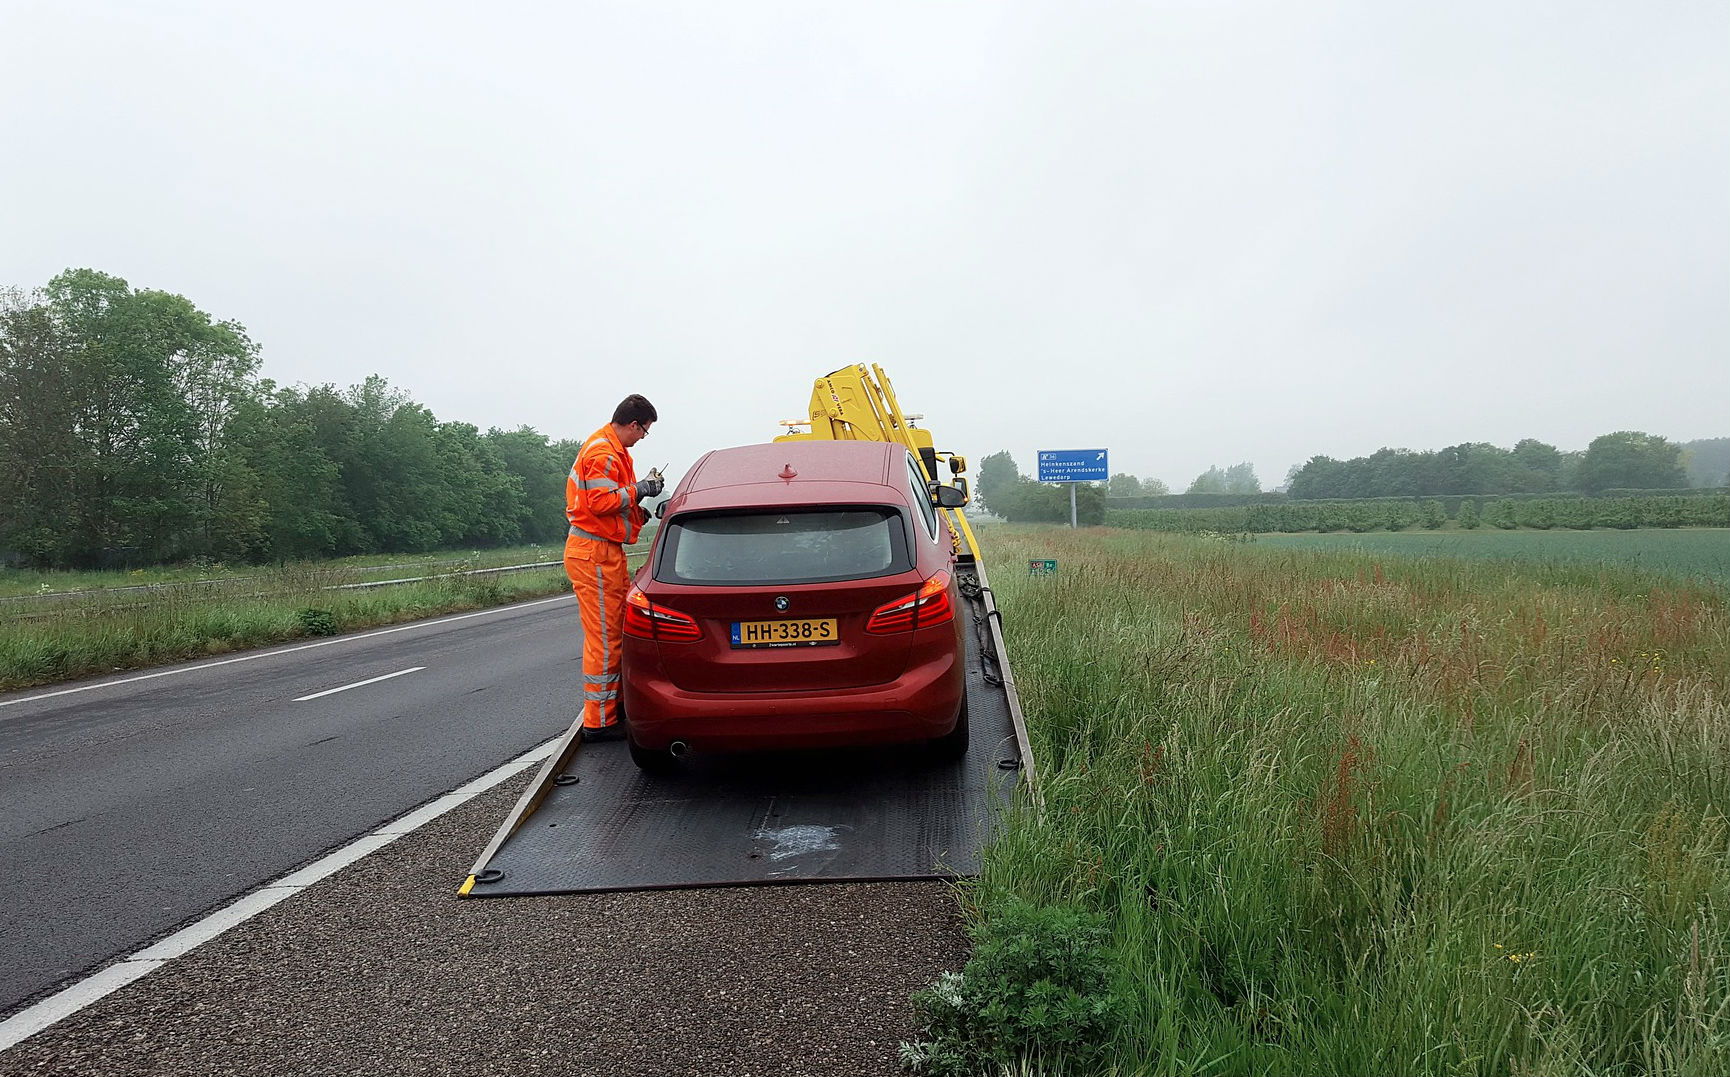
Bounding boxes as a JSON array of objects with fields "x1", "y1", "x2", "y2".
[{"x1": 672, "y1": 441, "x2": 910, "y2": 512}]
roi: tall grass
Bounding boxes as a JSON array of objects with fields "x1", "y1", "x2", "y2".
[
  {"x1": 969, "y1": 527, "x2": 1729, "y2": 1075},
  {"x1": 1258, "y1": 529, "x2": 1730, "y2": 588}
]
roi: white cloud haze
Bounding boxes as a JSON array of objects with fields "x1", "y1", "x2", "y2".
[{"x1": 3, "y1": 1, "x2": 1725, "y2": 490}]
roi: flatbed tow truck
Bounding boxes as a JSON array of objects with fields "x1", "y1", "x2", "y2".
[{"x1": 459, "y1": 366, "x2": 1034, "y2": 896}]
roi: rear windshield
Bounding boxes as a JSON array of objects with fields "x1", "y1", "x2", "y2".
[{"x1": 656, "y1": 508, "x2": 910, "y2": 585}]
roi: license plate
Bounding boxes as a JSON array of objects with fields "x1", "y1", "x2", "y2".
[{"x1": 731, "y1": 618, "x2": 839, "y2": 648}]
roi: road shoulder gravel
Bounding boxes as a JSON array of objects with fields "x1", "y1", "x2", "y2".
[{"x1": 0, "y1": 771, "x2": 968, "y2": 1077}]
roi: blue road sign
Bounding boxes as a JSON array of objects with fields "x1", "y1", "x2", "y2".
[{"x1": 1037, "y1": 448, "x2": 1109, "y2": 483}]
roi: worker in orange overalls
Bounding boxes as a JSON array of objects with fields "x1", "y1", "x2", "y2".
[{"x1": 565, "y1": 394, "x2": 661, "y2": 741}]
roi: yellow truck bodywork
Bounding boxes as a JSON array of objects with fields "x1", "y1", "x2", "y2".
[{"x1": 775, "y1": 363, "x2": 980, "y2": 560}]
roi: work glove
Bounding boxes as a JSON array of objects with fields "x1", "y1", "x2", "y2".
[{"x1": 635, "y1": 475, "x2": 664, "y2": 500}]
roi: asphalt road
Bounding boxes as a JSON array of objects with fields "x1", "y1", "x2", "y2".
[{"x1": 0, "y1": 595, "x2": 584, "y2": 1014}]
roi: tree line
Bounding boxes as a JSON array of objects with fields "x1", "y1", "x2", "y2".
[
  {"x1": 976, "y1": 431, "x2": 1719, "y2": 524},
  {"x1": 976, "y1": 453, "x2": 1266, "y2": 523},
  {"x1": 1109, "y1": 493, "x2": 1730, "y2": 535},
  {"x1": 1, "y1": 270, "x2": 579, "y2": 568},
  {"x1": 1284, "y1": 433, "x2": 1709, "y2": 500}
]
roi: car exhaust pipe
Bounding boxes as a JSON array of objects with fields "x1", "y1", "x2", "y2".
[{"x1": 669, "y1": 740, "x2": 690, "y2": 758}]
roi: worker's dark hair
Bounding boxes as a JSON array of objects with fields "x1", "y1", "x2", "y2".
[{"x1": 612, "y1": 394, "x2": 658, "y2": 426}]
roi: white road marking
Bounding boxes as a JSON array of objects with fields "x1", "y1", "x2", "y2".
[
  {"x1": 0, "y1": 594, "x2": 574, "y2": 712},
  {"x1": 0, "y1": 736, "x2": 559, "y2": 1053},
  {"x1": 292, "y1": 666, "x2": 425, "y2": 702},
  {"x1": 0, "y1": 961, "x2": 165, "y2": 1050}
]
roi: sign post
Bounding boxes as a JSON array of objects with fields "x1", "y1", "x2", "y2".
[{"x1": 1036, "y1": 449, "x2": 1109, "y2": 527}]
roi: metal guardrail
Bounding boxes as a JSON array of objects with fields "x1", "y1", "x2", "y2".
[
  {"x1": 327, "y1": 561, "x2": 563, "y2": 591},
  {"x1": 2, "y1": 543, "x2": 656, "y2": 624},
  {"x1": 1, "y1": 560, "x2": 527, "y2": 605},
  {"x1": 4, "y1": 537, "x2": 658, "y2": 606},
  {"x1": 311, "y1": 541, "x2": 652, "y2": 591}
]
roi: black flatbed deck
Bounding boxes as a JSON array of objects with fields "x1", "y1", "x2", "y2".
[{"x1": 462, "y1": 561, "x2": 1033, "y2": 896}]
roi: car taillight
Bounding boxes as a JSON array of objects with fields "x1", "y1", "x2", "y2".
[
  {"x1": 624, "y1": 587, "x2": 702, "y2": 642},
  {"x1": 865, "y1": 571, "x2": 954, "y2": 634}
]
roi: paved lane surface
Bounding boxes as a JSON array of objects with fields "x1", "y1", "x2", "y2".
[{"x1": 0, "y1": 596, "x2": 582, "y2": 1013}]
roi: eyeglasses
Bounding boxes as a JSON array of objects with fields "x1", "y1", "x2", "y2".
[{"x1": 634, "y1": 421, "x2": 651, "y2": 436}]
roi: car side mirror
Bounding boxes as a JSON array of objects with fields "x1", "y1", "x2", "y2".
[
  {"x1": 928, "y1": 482, "x2": 967, "y2": 509},
  {"x1": 655, "y1": 501, "x2": 669, "y2": 519}
]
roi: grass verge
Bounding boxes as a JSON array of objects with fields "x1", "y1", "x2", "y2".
[
  {"x1": 1, "y1": 538, "x2": 661, "y2": 693},
  {"x1": 907, "y1": 526, "x2": 1730, "y2": 1075},
  {"x1": 0, "y1": 543, "x2": 577, "y2": 598},
  {"x1": 0, "y1": 565, "x2": 573, "y2": 693}
]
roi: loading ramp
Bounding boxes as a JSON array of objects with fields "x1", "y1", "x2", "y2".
[{"x1": 461, "y1": 560, "x2": 1034, "y2": 896}]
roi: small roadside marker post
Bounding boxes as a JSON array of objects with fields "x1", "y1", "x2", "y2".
[{"x1": 1036, "y1": 449, "x2": 1109, "y2": 527}]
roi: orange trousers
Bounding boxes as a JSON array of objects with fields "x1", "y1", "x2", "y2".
[{"x1": 565, "y1": 537, "x2": 629, "y2": 730}]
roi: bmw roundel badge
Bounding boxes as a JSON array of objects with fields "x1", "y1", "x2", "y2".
[{"x1": 774, "y1": 596, "x2": 790, "y2": 611}]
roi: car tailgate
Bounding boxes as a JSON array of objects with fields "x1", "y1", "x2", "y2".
[{"x1": 647, "y1": 578, "x2": 915, "y2": 693}]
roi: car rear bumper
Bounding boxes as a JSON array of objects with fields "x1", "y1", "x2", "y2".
[{"x1": 623, "y1": 648, "x2": 964, "y2": 752}]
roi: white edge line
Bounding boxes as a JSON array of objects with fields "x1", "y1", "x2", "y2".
[
  {"x1": 0, "y1": 961, "x2": 166, "y2": 1049},
  {"x1": 0, "y1": 594, "x2": 574, "y2": 711},
  {"x1": 0, "y1": 736, "x2": 559, "y2": 1054},
  {"x1": 292, "y1": 666, "x2": 426, "y2": 703},
  {"x1": 129, "y1": 887, "x2": 303, "y2": 962}
]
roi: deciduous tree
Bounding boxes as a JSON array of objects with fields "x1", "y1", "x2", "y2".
[
  {"x1": 1576, "y1": 431, "x2": 1688, "y2": 493},
  {"x1": 1187, "y1": 466, "x2": 1226, "y2": 495},
  {"x1": 1221, "y1": 462, "x2": 1260, "y2": 494},
  {"x1": 487, "y1": 427, "x2": 576, "y2": 545},
  {"x1": 977, "y1": 451, "x2": 1021, "y2": 515},
  {"x1": 1108, "y1": 472, "x2": 1143, "y2": 497}
]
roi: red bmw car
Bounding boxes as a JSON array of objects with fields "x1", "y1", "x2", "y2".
[{"x1": 620, "y1": 440, "x2": 968, "y2": 772}]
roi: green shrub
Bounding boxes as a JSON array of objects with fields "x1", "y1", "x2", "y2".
[
  {"x1": 901, "y1": 897, "x2": 1130, "y2": 1076},
  {"x1": 1520, "y1": 498, "x2": 1557, "y2": 530},
  {"x1": 296, "y1": 607, "x2": 339, "y2": 636},
  {"x1": 1345, "y1": 501, "x2": 1382, "y2": 533}
]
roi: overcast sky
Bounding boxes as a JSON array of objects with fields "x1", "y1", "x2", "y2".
[{"x1": 3, "y1": 1, "x2": 1726, "y2": 490}]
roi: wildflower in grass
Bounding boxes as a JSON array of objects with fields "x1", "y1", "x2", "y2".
[{"x1": 1492, "y1": 943, "x2": 1538, "y2": 964}]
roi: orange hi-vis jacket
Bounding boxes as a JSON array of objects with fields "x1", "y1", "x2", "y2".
[{"x1": 566, "y1": 424, "x2": 648, "y2": 546}]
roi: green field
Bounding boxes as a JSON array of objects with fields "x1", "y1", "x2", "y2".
[
  {"x1": 903, "y1": 525, "x2": 1730, "y2": 1076},
  {"x1": 1254, "y1": 527, "x2": 1730, "y2": 588}
]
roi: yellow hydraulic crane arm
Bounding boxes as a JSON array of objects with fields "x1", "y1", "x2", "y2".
[{"x1": 777, "y1": 364, "x2": 981, "y2": 562}]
